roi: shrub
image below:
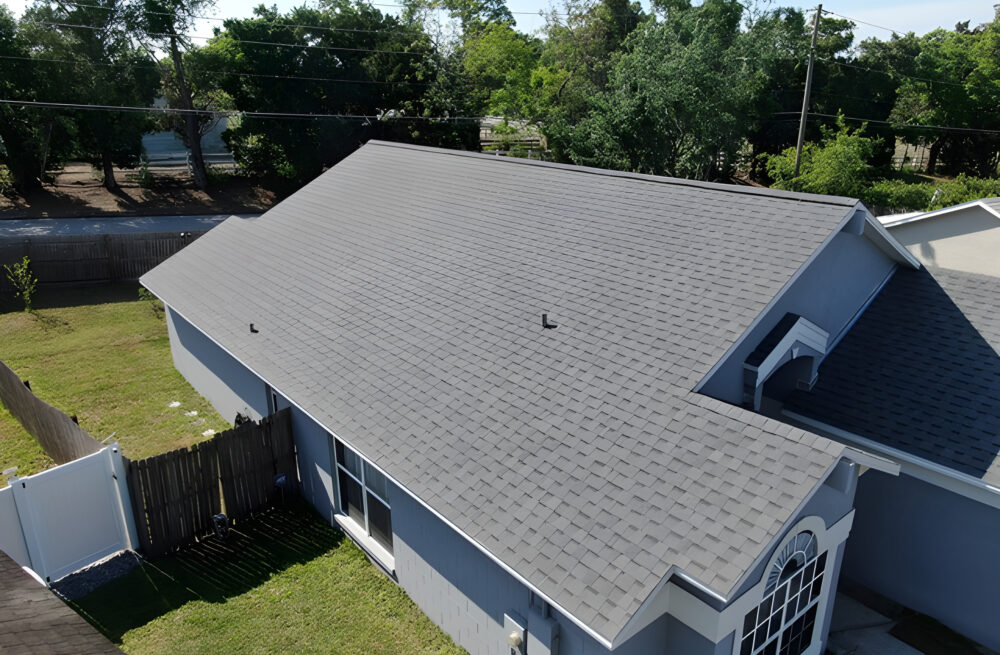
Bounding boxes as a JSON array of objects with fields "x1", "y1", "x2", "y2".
[
  {"x1": 862, "y1": 175, "x2": 1000, "y2": 213},
  {"x1": 764, "y1": 117, "x2": 882, "y2": 199},
  {"x1": 133, "y1": 161, "x2": 154, "y2": 189},
  {"x1": 137, "y1": 285, "x2": 164, "y2": 318},
  {"x1": 0, "y1": 165, "x2": 14, "y2": 198},
  {"x1": 4, "y1": 256, "x2": 38, "y2": 312},
  {"x1": 862, "y1": 180, "x2": 934, "y2": 212}
]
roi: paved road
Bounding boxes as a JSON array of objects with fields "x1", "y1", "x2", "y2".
[{"x1": 0, "y1": 214, "x2": 259, "y2": 238}]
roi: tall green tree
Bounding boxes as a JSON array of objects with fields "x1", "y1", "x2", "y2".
[
  {"x1": 527, "y1": 0, "x2": 645, "y2": 156},
  {"x1": 203, "y1": 2, "x2": 439, "y2": 183},
  {"x1": 0, "y1": 6, "x2": 75, "y2": 193},
  {"x1": 31, "y1": 0, "x2": 160, "y2": 190},
  {"x1": 133, "y1": 0, "x2": 215, "y2": 190},
  {"x1": 565, "y1": 0, "x2": 780, "y2": 180}
]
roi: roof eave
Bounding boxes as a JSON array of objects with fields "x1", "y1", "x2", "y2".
[
  {"x1": 861, "y1": 206, "x2": 921, "y2": 268},
  {"x1": 880, "y1": 198, "x2": 1000, "y2": 228}
]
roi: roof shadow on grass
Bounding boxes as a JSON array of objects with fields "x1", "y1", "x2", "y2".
[
  {"x1": 69, "y1": 502, "x2": 344, "y2": 643},
  {"x1": 0, "y1": 282, "x2": 143, "y2": 316},
  {"x1": 783, "y1": 266, "x2": 1000, "y2": 482}
]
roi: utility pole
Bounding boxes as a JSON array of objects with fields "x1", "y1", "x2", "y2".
[{"x1": 794, "y1": 4, "x2": 822, "y2": 177}]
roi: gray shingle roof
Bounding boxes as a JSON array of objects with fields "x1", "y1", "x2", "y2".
[
  {"x1": 141, "y1": 141, "x2": 850, "y2": 642},
  {"x1": 786, "y1": 265, "x2": 1000, "y2": 484}
]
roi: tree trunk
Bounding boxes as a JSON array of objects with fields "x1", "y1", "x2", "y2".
[
  {"x1": 925, "y1": 138, "x2": 943, "y2": 175},
  {"x1": 169, "y1": 36, "x2": 208, "y2": 190},
  {"x1": 9, "y1": 160, "x2": 41, "y2": 195},
  {"x1": 102, "y1": 149, "x2": 118, "y2": 191}
]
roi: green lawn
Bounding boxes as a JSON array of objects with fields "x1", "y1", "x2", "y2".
[
  {"x1": 71, "y1": 503, "x2": 465, "y2": 655},
  {"x1": 0, "y1": 283, "x2": 230, "y2": 477}
]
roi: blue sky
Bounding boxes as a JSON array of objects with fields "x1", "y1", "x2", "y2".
[{"x1": 3, "y1": 0, "x2": 995, "y2": 43}]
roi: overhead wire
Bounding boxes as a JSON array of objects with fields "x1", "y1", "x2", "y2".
[
  {"x1": 25, "y1": 20, "x2": 435, "y2": 56},
  {"x1": 0, "y1": 98, "x2": 485, "y2": 121},
  {"x1": 0, "y1": 53, "x2": 433, "y2": 86},
  {"x1": 803, "y1": 111, "x2": 1000, "y2": 136},
  {"x1": 821, "y1": 9, "x2": 908, "y2": 35},
  {"x1": 50, "y1": 1, "x2": 432, "y2": 38}
]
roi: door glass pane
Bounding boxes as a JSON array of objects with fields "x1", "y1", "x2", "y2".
[
  {"x1": 366, "y1": 492, "x2": 393, "y2": 553},
  {"x1": 339, "y1": 469, "x2": 365, "y2": 526}
]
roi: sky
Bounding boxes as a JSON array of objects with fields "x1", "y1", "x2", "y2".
[{"x1": 3, "y1": 0, "x2": 996, "y2": 44}]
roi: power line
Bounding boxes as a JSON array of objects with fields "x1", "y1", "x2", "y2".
[
  {"x1": 52, "y1": 1, "x2": 428, "y2": 38},
  {"x1": 816, "y1": 56, "x2": 968, "y2": 89},
  {"x1": 807, "y1": 111, "x2": 1000, "y2": 135},
  {"x1": 821, "y1": 9, "x2": 906, "y2": 35},
  {"x1": 0, "y1": 53, "x2": 433, "y2": 86},
  {"x1": 0, "y1": 98, "x2": 485, "y2": 121},
  {"x1": 26, "y1": 21, "x2": 434, "y2": 57}
]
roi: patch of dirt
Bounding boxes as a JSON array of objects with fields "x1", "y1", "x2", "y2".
[{"x1": 0, "y1": 163, "x2": 279, "y2": 219}]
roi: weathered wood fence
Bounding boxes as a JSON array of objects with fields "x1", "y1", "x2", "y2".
[
  {"x1": 126, "y1": 409, "x2": 297, "y2": 557},
  {"x1": 0, "y1": 359, "x2": 102, "y2": 464},
  {"x1": 0, "y1": 231, "x2": 206, "y2": 291}
]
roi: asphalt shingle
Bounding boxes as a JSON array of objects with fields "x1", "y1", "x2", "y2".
[
  {"x1": 786, "y1": 265, "x2": 1000, "y2": 484},
  {"x1": 142, "y1": 141, "x2": 850, "y2": 642}
]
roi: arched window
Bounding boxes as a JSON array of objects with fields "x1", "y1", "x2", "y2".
[{"x1": 739, "y1": 531, "x2": 827, "y2": 655}]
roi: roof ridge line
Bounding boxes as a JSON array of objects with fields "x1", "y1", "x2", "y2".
[{"x1": 365, "y1": 140, "x2": 859, "y2": 208}]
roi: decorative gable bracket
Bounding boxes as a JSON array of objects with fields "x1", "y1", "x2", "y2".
[{"x1": 743, "y1": 313, "x2": 829, "y2": 411}]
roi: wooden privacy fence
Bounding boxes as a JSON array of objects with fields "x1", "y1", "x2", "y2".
[
  {"x1": 0, "y1": 231, "x2": 206, "y2": 291},
  {"x1": 126, "y1": 409, "x2": 297, "y2": 557},
  {"x1": 0, "y1": 359, "x2": 102, "y2": 464}
]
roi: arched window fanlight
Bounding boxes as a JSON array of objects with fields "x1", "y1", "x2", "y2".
[{"x1": 738, "y1": 531, "x2": 827, "y2": 655}]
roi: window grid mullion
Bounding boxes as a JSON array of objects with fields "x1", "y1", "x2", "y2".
[
  {"x1": 337, "y1": 462, "x2": 363, "y2": 487},
  {"x1": 359, "y1": 458, "x2": 371, "y2": 536}
]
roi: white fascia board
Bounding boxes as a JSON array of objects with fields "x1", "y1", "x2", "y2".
[
  {"x1": 144, "y1": 295, "x2": 615, "y2": 651},
  {"x1": 841, "y1": 446, "x2": 900, "y2": 476},
  {"x1": 785, "y1": 411, "x2": 1000, "y2": 510},
  {"x1": 862, "y1": 210, "x2": 920, "y2": 268},
  {"x1": 614, "y1": 511, "x2": 856, "y2": 647},
  {"x1": 880, "y1": 200, "x2": 1000, "y2": 228}
]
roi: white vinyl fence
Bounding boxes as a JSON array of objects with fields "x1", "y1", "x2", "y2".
[{"x1": 0, "y1": 445, "x2": 138, "y2": 583}]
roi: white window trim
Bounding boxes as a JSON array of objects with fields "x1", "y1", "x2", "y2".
[
  {"x1": 334, "y1": 512, "x2": 395, "y2": 572},
  {"x1": 729, "y1": 515, "x2": 840, "y2": 655},
  {"x1": 333, "y1": 438, "x2": 395, "y2": 572}
]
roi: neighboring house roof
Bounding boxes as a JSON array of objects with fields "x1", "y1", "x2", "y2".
[
  {"x1": 0, "y1": 550, "x2": 122, "y2": 654},
  {"x1": 878, "y1": 197, "x2": 1000, "y2": 228},
  {"x1": 141, "y1": 141, "x2": 856, "y2": 644},
  {"x1": 785, "y1": 265, "x2": 1000, "y2": 485}
]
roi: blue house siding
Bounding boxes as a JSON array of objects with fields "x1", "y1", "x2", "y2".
[
  {"x1": 843, "y1": 471, "x2": 1000, "y2": 651},
  {"x1": 165, "y1": 307, "x2": 268, "y2": 422},
  {"x1": 700, "y1": 230, "x2": 896, "y2": 404},
  {"x1": 165, "y1": 307, "x2": 336, "y2": 522}
]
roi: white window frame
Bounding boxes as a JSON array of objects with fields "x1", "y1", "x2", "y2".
[
  {"x1": 333, "y1": 438, "x2": 394, "y2": 570},
  {"x1": 265, "y1": 384, "x2": 279, "y2": 415},
  {"x1": 729, "y1": 515, "x2": 836, "y2": 655},
  {"x1": 738, "y1": 533, "x2": 825, "y2": 655}
]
